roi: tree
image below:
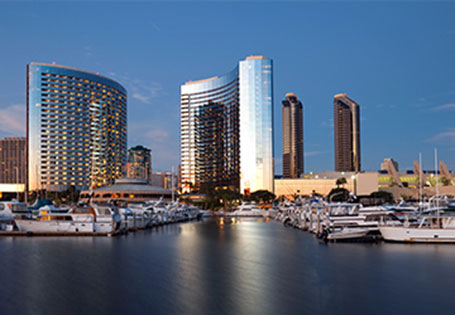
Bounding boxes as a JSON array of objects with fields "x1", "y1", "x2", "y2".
[
  {"x1": 249, "y1": 190, "x2": 276, "y2": 204},
  {"x1": 370, "y1": 191, "x2": 394, "y2": 204},
  {"x1": 327, "y1": 188, "x2": 349, "y2": 202},
  {"x1": 336, "y1": 177, "x2": 347, "y2": 188}
]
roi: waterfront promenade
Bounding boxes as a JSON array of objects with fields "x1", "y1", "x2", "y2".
[{"x1": 1, "y1": 218, "x2": 455, "y2": 315}]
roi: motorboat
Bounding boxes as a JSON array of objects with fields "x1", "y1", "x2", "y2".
[
  {"x1": 70, "y1": 203, "x2": 122, "y2": 234},
  {"x1": 227, "y1": 202, "x2": 267, "y2": 217},
  {"x1": 379, "y1": 214, "x2": 455, "y2": 243},
  {"x1": 15, "y1": 213, "x2": 94, "y2": 233}
]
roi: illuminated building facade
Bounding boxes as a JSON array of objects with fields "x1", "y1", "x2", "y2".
[
  {"x1": 0, "y1": 137, "x2": 26, "y2": 184},
  {"x1": 333, "y1": 93, "x2": 360, "y2": 172},
  {"x1": 239, "y1": 56, "x2": 274, "y2": 194},
  {"x1": 180, "y1": 55, "x2": 274, "y2": 193},
  {"x1": 181, "y1": 68, "x2": 239, "y2": 192},
  {"x1": 126, "y1": 145, "x2": 152, "y2": 183},
  {"x1": 282, "y1": 93, "x2": 303, "y2": 179},
  {"x1": 27, "y1": 62, "x2": 127, "y2": 191}
]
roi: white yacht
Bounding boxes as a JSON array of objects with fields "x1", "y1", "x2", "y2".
[
  {"x1": 319, "y1": 203, "x2": 401, "y2": 241},
  {"x1": 227, "y1": 202, "x2": 267, "y2": 217},
  {"x1": 379, "y1": 215, "x2": 455, "y2": 243},
  {"x1": 70, "y1": 203, "x2": 123, "y2": 234},
  {"x1": 15, "y1": 213, "x2": 94, "y2": 233}
]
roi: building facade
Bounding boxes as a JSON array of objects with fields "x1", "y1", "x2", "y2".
[
  {"x1": 181, "y1": 68, "x2": 239, "y2": 193},
  {"x1": 333, "y1": 93, "x2": 360, "y2": 172},
  {"x1": 27, "y1": 62, "x2": 127, "y2": 191},
  {"x1": 126, "y1": 145, "x2": 152, "y2": 183},
  {"x1": 282, "y1": 93, "x2": 303, "y2": 178},
  {"x1": 180, "y1": 56, "x2": 274, "y2": 194},
  {"x1": 0, "y1": 137, "x2": 26, "y2": 184},
  {"x1": 239, "y1": 56, "x2": 274, "y2": 194}
]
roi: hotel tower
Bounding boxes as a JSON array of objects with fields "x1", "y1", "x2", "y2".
[
  {"x1": 282, "y1": 93, "x2": 303, "y2": 178},
  {"x1": 27, "y1": 62, "x2": 127, "y2": 191},
  {"x1": 180, "y1": 56, "x2": 274, "y2": 194},
  {"x1": 333, "y1": 93, "x2": 360, "y2": 172}
]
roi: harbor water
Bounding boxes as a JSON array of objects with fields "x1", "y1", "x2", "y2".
[{"x1": 1, "y1": 218, "x2": 455, "y2": 315}]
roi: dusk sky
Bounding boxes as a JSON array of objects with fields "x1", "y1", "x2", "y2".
[{"x1": 1, "y1": 1, "x2": 454, "y2": 173}]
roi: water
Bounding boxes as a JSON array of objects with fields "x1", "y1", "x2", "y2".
[{"x1": 1, "y1": 218, "x2": 455, "y2": 315}]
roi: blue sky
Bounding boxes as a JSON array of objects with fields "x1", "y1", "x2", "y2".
[{"x1": 0, "y1": 1, "x2": 454, "y2": 173}]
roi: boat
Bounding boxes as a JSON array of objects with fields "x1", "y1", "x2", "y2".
[
  {"x1": 227, "y1": 202, "x2": 267, "y2": 217},
  {"x1": 15, "y1": 213, "x2": 94, "y2": 233},
  {"x1": 0, "y1": 201, "x2": 28, "y2": 231},
  {"x1": 318, "y1": 203, "x2": 401, "y2": 242},
  {"x1": 379, "y1": 214, "x2": 455, "y2": 243},
  {"x1": 69, "y1": 203, "x2": 123, "y2": 234}
]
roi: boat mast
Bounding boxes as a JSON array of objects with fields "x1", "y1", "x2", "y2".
[
  {"x1": 171, "y1": 166, "x2": 175, "y2": 202},
  {"x1": 435, "y1": 148, "x2": 440, "y2": 227},
  {"x1": 419, "y1": 152, "x2": 423, "y2": 209}
]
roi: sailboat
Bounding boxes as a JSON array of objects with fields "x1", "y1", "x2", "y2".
[{"x1": 379, "y1": 149, "x2": 455, "y2": 243}]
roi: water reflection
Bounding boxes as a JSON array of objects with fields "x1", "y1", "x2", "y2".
[{"x1": 1, "y1": 219, "x2": 455, "y2": 315}]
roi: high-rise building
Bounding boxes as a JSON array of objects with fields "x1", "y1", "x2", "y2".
[
  {"x1": 239, "y1": 56, "x2": 274, "y2": 194},
  {"x1": 0, "y1": 137, "x2": 26, "y2": 184},
  {"x1": 126, "y1": 146, "x2": 151, "y2": 181},
  {"x1": 282, "y1": 93, "x2": 303, "y2": 178},
  {"x1": 126, "y1": 145, "x2": 152, "y2": 183},
  {"x1": 333, "y1": 93, "x2": 360, "y2": 172},
  {"x1": 181, "y1": 68, "x2": 239, "y2": 193},
  {"x1": 180, "y1": 55, "x2": 274, "y2": 193},
  {"x1": 27, "y1": 62, "x2": 127, "y2": 191}
]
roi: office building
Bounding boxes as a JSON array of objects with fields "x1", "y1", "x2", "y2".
[
  {"x1": 126, "y1": 145, "x2": 152, "y2": 183},
  {"x1": 180, "y1": 55, "x2": 274, "y2": 193},
  {"x1": 282, "y1": 93, "x2": 303, "y2": 178},
  {"x1": 333, "y1": 93, "x2": 360, "y2": 172},
  {"x1": 27, "y1": 62, "x2": 127, "y2": 191},
  {"x1": 0, "y1": 137, "x2": 26, "y2": 183}
]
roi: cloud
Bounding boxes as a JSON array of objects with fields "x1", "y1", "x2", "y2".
[
  {"x1": 426, "y1": 131, "x2": 455, "y2": 145},
  {"x1": 432, "y1": 103, "x2": 455, "y2": 111},
  {"x1": 110, "y1": 73, "x2": 163, "y2": 104},
  {"x1": 0, "y1": 104, "x2": 25, "y2": 136}
]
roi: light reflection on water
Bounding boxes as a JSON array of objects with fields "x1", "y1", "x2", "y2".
[{"x1": 1, "y1": 219, "x2": 455, "y2": 315}]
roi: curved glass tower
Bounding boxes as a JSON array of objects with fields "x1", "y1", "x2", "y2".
[
  {"x1": 27, "y1": 62, "x2": 127, "y2": 191},
  {"x1": 239, "y1": 56, "x2": 274, "y2": 193},
  {"x1": 181, "y1": 68, "x2": 239, "y2": 192},
  {"x1": 180, "y1": 55, "x2": 274, "y2": 193}
]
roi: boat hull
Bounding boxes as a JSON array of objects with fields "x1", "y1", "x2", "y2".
[
  {"x1": 379, "y1": 226, "x2": 455, "y2": 243},
  {"x1": 15, "y1": 219, "x2": 93, "y2": 233}
]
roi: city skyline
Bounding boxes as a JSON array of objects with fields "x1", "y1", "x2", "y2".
[{"x1": 1, "y1": 2, "x2": 454, "y2": 173}]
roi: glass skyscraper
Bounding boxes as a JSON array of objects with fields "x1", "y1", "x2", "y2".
[
  {"x1": 180, "y1": 56, "x2": 274, "y2": 193},
  {"x1": 27, "y1": 62, "x2": 127, "y2": 192},
  {"x1": 181, "y1": 68, "x2": 240, "y2": 193}
]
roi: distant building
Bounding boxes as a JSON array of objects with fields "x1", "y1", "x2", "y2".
[
  {"x1": 151, "y1": 171, "x2": 177, "y2": 190},
  {"x1": 126, "y1": 145, "x2": 152, "y2": 183},
  {"x1": 180, "y1": 55, "x2": 274, "y2": 193},
  {"x1": 333, "y1": 93, "x2": 360, "y2": 172},
  {"x1": 282, "y1": 93, "x2": 303, "y2": 178},
  {"x1": 80, "y1": 178, "x2": 172, "y2": 203},
  {"x1": 27, "y1": 62, "x2": 127, "y2": 192},
  {"x1": 0, "y1": 137, "x2": 26, "y2": 184},
  {"x1": 274, "y1": 171, "x2": 378, "y2": 197}
]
